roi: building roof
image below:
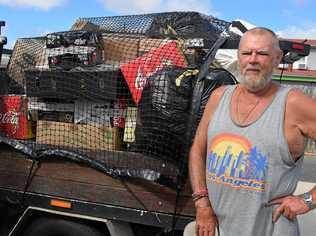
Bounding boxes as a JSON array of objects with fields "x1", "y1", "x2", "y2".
[
  {"x1": 281, "y1": 39, "x2": 316, "y2": 47},
  {"x1": 274, "y1": 68, "x2": 316, "y2": 77}
]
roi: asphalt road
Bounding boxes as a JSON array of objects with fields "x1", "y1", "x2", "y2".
[{"x1": 300, "y1": 155, "x2": 316, "y2": 182}]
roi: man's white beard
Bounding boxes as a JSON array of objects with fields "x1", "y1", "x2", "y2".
[{"x1": 239, "y1": 73, "x2": 272, "y2": 92}]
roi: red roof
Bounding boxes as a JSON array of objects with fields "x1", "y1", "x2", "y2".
[
  {"x1": 274, "y1": 68, "x2": 316, "y2": 78},
  {"x1": 274, "y1": 38, "x2": 316, "y2": 79},
  {"x1": 282, "y1": 39, "x2": 316, "y2": 46}
]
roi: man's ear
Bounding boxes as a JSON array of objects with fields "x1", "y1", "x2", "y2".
[{"x1": 274, "y1": 50, "x2": 284, "y2": 67}]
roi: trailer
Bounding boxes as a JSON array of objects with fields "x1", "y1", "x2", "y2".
[
  {"x1": 0, "y1": 12, "x2": 310, "y2": 236},
  {"x1": 0, "y1": 143, "x2": 196, "y2": 235}
]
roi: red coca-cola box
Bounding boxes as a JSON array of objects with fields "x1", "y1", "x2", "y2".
[
  {"x1": 0, "y1": 95, "x2": 35, "y2": 139},
  {"x1": 120, "y1": 41, "x2": 187, "y2": 105}
]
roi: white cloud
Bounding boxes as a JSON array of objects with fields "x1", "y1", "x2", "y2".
[
  {"x1": 277, "y1": 26, "x2": 316, "y2": 39},
  {"x1": 98, "y1": 0, "x2": 217, "y2": 15},
  {"x1": 0, "y1": 0, "x2": 66, "y2": 10},
  {"x1": 6, "y1": 39, "x2": 16, "y2": 49},
  {"x1": 293, "y1": 0, "x2": 307, "y2": 6},
  {"x1": 281, "y1": 9, "x2": 293, "y2": 17}
]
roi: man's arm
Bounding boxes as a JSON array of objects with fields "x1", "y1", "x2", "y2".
[
  {"x1": 189, "y1": 86, "x2": 226, "y2": 201},
  {"x1": 189, "y1": 86, "x2": 226, "y2": 235},
  {"x1": 288, "y1": 89, "x2": 316, "y2": 141},
  {"x1": 269, "y1": 89, "x2": 316, "y2": 221},
  {"x1": 269, "y1": 186, "x2": 316, "y2": 222},
  {"x1": 288, "y1": 89, "x2": 316, "y2": 207}
]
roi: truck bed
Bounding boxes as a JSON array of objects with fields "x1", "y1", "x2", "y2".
[{"x1": 0, "y1": 143, "x2": 195, "y2": 230}]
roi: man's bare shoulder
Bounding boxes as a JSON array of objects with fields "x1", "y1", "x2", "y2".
[
  {"x1": 286, "y1": 87, "x2": 316, "y2": 124},
  {"x1": 209, "y1": 85, "x2": 229, "y2": 103},
  {"x1": 203, "y1": 85, "x2": 230, "y2": 115},
  {"x1": 287, "y1": 88, "x2": 315, "y2": 107},
  {"x1": 286, "y1": 87, "x2": 316, "y2": 140}
]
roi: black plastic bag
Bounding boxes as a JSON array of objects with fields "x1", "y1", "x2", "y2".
[
  {"x1": 147, "y1": 12, "x2": 229, "y2": 48},
  {"x1": 132, "y1": 66, "x2": 194, "y2": 162},
  {"x1": 132, "y1": 65, "x2": 237, "y2": 163},
  {"x1": 199, "y1": 67, "x2": 238, "y2": 117}
]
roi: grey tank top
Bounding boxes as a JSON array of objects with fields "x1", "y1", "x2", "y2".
[{"x1": 206, "y1": 85, "x2": 304, "y2": 236}]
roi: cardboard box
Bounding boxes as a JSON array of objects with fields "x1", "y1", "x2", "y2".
[
  {"x1": 45, "y1": 46, "x2": 102, "y2": 69},
  {"x1": 101, "y1": 36, "x2": 140, "y2": 64},
  {"x1": 0, "y1": 95, "x2": 35, "y2": 139},
  {"x1": 139, "y1": 38, "x2": 202, "y2": 65},
  {"x1": 139, "y1": 38, "x2": 176, "y2": 54},
  {"x1": 74, "y1": 100, "x2": 126, "y2": 128},
  {"x1": 36, "y1": 120, "x2": 121, "y2": 151},
  {"x1": 8, "y1": 38, "x2": 46, "y2": 92},
  {"x1": 28, "y1": 99, "x2": 75, "y2": 123},
  {"x1": 28, "y1": 99, "x2": 75, "y2": 112},
  {"x1": 74, "y1": 101, "x2": 111, "y2": 126},
  {"x1": 123, "y1": 107, "x2": 137, "y2": 143},
  {"x1": 37, "y1": 111, "x2": 74, "y2": 123},
  {"x1": 70, "y1": 20, "x2": 100, "y2": 32},
  {"x1": 120, "y1": 41, "x2": 187, "y2": 104}
]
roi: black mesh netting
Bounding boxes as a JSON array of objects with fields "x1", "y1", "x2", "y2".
[{"x1": 1, "y1": 12, "x2": 239, "y2": 186}]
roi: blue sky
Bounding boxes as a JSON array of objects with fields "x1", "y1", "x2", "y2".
[{"x1": 0, "y1": 0, "x2": 316, "y2": 49}]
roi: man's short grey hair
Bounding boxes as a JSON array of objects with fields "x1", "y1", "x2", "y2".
[{"x1": 241, "y1": 27, "x2": 281, "y2": 51}]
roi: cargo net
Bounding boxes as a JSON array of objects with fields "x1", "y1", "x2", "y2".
[{"x1": 2, "y1": 12, "x2": 239, "y2": 186}]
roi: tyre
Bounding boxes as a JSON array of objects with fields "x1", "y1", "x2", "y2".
[{"x1": 22, "y1": 216, "x2": 105, "y2": 236}]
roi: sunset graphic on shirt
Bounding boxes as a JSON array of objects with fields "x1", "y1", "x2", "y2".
[{"x1": 207, "y1": 133, "x2": 268, "y2": 192}]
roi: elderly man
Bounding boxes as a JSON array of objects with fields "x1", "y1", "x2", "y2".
[{"x1": 188, "y1": 27, "x2": 316, "y2": 236}]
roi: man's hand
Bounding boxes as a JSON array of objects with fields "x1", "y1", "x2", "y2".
[
  {"x1": 267, "y1": 195, "x2": 310, "y2": 222},
  {"x1": 195, "y1": 203, "x2": 218, "y2": 236}
]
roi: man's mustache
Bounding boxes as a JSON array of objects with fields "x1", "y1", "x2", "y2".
[{"x1": 245, "y1": 66, "x2": 261, "y2": 71}]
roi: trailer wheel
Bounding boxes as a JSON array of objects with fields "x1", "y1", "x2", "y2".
[{"x1": 21, "y1": 216, "x2": 105, "y2": 236}]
